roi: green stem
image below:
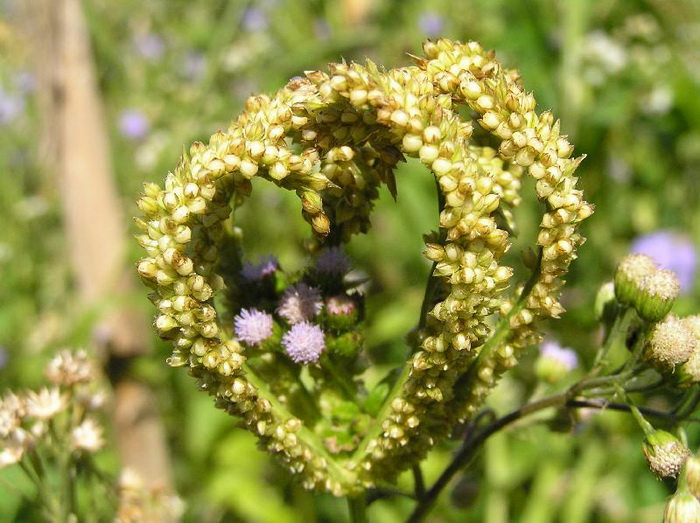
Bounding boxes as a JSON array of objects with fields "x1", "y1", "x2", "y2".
[
  {"x1": 347, "y1": 493, "x2": 368, "y2": 523},
  {"x1": 323, "y1": 356, "x2": 357, "y2": 401},
  {"x1": 412, "y1": 464, "x2": 426, "y2": 500},
  {"x1": 593, "y1": 306, "x2": 635, "y2": 368}
]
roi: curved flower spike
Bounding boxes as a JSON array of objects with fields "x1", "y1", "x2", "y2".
[{"x1": 136, "y1": 38, "x2": 591, "y2": 494}]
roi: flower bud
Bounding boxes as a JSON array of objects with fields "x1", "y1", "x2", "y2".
[
  {"x1": 635, "y1": 269, "x2": 681, "y2": 322},
  {"x1": 594, "y1": 281, "x2": 616, "y2": 322},
  {"x1": 685, "y1": 456, "x2": 700, "y2": 499},
  {"x1": 646, "y1": 315, "x2": 697, "y2": 371},
  {"x1": 614, "y1": 254, "x2": 656, "y2": 306},
  {"x1": 664, "y1": 488, "x2": 700, "y2": 523},
  {"x1": 534, "y1": 341, "x2": 578, "y2": 384},
  {"x1": 642, "y1": 429, "x2": 690, "y2": 479}
]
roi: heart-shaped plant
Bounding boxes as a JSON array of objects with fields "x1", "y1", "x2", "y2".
[{"x1": 136, "y1": 38, "x2": 591, "y2": 502}]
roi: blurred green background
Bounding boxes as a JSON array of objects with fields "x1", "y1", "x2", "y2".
[{"x1": 1, "y1": 0, "x2": 699, "y2": 521}]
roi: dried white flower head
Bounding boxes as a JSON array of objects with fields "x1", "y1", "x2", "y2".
[
  {"x1": 615, "y1": 253, "x2": 657, "y2": 305},
  {"x1": 643, "y1": 429, "x2": 690, "y2": 479},
  {"x1": 0, "y1": 393, "x2": 25, "y2": 438},
  {"x1": 646, "y1": 315, "x2": 697, "y2": 371},
  {"x1": 71, "y1": 418, "x2": 104, "y2": 453},
  {"x1": 664, "y1": 488, "x2": 700, "y2": 523},
  {"x1": 278, "y1": 283, "x2": 323, "y2": 324},
  {"x1": 25, "y1": 387, "x2": 66, "y2": 421},
  {"x1": 46, "y1": 349, "x2": 96, "y2": 386},
  {"x1": 635, "y1": 268, "x2": 681, "y2": 322},
  {"x1": 0, "y1": 429, "x2": 30, "y2": 469}
]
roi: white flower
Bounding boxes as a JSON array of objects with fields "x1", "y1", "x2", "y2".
[
  {"x1": 25, "y1": 388, "x2": 66, "y2": 420},
  {"x1": 71, "y1": 419, "x2": 104, "y2": 453}
]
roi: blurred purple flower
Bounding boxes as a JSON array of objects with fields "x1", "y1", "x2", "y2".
[
  {"x1": 118, "y1": 109, "x2": 150, "y2": 140},
  {"x1": 315, "y1": 246, "x2": 351, "y2": 275},
  {"x1": 540, "y1": 340, "x2": 579, "y2": 370},
  {"x1": 418, "y1": 10, "x2": 444, "y2": 37},
  {"x1": 632, "y1": 231, "x2": 697, "y2": 292},
  {"x1": 134, "y1": 33, "x2": 165, "y2": 61},
  {"x1": 0, "y1": 346, "x2": 7, "y2": 370},
  {"x1": 282, "y1": 322, "x2": 326, "y2": 364},
  {"x1": 0, "y1": 88, "x2": 25, "y2": 126},
  {"x1": 314, "y1": 19, "x2": 331, "y2": 41},
  {"x1": 234, "y1": 308, "x2": 274, "y2": 346},
  {"x1": 242, "y1": 7, "x2": 268, "y2": 32},
  {"x1": 184, "y1": 51, "x2": 207, "y2": 81},
  {"x1": 241, "y1": 254, "x2": 279, "y2": 281},
  {"x1": 14, "y1": 71, "x2": 35, "y2": 93}
]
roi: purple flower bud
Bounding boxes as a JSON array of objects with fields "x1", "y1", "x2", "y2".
[
  {"x1": 540, "y1": 341, "x2": 579, "y2": 370},
  {"x1": 184, "y1": 52, "x2": 207, "y2": 81},
  {"x1": 418, "y1": 11, "x2": 444, "y2": 37},
  {"x1": 241, "y1": 255, "x2": 279, "y2": 281},
  {"x1": 282, "y1": 322, "x2": 326, "y2": 364},
  {"x1": 118, "y1": 109, "x2": 150, "y2": 140},
  {"x1": 0, "y1": 88, "x2": 25, "y2": 126},
  {"x1": 242, "y1": 7, "x2": 268, "y2": 32},
  {"x1": 631, "y1": 231, "x2": 696, "y2": 293},
  {"x1": 234, "y1": 308, "x2": 274, "y2": 346},
  {"x1": 134, "y1": 33, "x2": 165, "y2": 61},
  {"x1": 314, "y1": 246, "x2": 351, "y2": 275},
  {"x1": 278, "y1": 283, "x2": 323, "y2": 324}
]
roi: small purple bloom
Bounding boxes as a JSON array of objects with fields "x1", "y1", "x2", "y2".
[
  {"x1": 241, "y1": 255, "x2": 279, "y2": 281},
  {"x1": 418, "y1": 10, "x2": 444, "y2": 37},
  {"x1": 118, "y1": 109, "x2": 150, "y2": 140},
  {"x1": 134, "y1": 33, "x2": 165, "y2": 61},
  {"x1": 0, "y1": 346, "x2": 7, "y2": 370},
  {"x1": 313, "y1": 19, "x2": 331, "y2": 41},
  {"x1": 278, "y1": 283, "x2": 323, "y2": 324},
  {"x1": 184, "y1": 51, "x2": 207, "y2": 82},
  {"x1": 14, "y1": 71, "x2": 35, "y2": 93},
  {"x1": 282, "y1": 322, "x2": 326, "y2": 364},
  {"x1": 242, "y1": 7, "x2": 268, "y2": 32},
  {"x1": 0, "y1": 88, "x2": 25, "y2": 126},
  {"x1": 540, "y1": 340, "x2": 578, "y2": 371},
  {"x1": 314, "y1": 246, "x2": 351, "y2": 275},
  {"x1": 234, "y1": 308, "x2": 274, "y2": 346},
  {"x1": 631, "y1": 231, "x2": 696, "y2": 293}
]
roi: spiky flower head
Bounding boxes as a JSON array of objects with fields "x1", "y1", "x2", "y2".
[
  {"x1": 240, "y1": 254, "x2": 279, "y2": 282},
  {"x1": 635, "y1": 268, "x2": 681, "y2": 322},
  {"x1": 0, "y1": 393, "x2": 24, "y2": 438},
  {"x1": 642, "y1": 429, "x2": 690, "y2": 479},
  {"x1": 234, "y1": 308, "x2": 274, "y2": 346},
  {"x1": 71, "y1": 418, "x2": 104, "y2": 453},
  {"x1": 277, "y1": 283, "x2": 323, "y2": 324},
  {"x1": 535, "y1": 340, "x2": 579, "y2": 383},
  {"x1": 646, "y1": 315, "x2": 697, "y2": 372},
  {"x1": 664, "y1": 487, "x2": 700, "y2": 523},
  {"x1": 314, "y1": 246, "x2": 351, "y2": 276},
  {"x1": 45, "y1": 349, "x2": 95, "y2": 387},
  {"x1": 282, "y1": 322, "x2": 326, "y2": 364},
  {"x1": 614, "y1": 253, "x2": 656, "y2": 306}
]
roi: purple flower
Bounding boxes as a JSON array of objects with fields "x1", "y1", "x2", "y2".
[
  {"x1": 0, "y1": 88, "x2": 25, "y2": 126},
  {"x1": 134, "y1": 33, "x2": 165, "y2": 61},
  {"x1": 314, "y1": 246, "x2": 351, "y2": 275},
  {"x1": 540, "y1": 340, "x2": 579, "y2": 371},
  {"x1": 241, "y1": 255, "x2": 279, "y2": 281},
  {"x1": 234, "y1": 308, "x2": 274, "y2": 346},
  {"x1": 0, "y1": 346, "x2": 7, "y2": 370},
  {"x1": 313, "y1": 19, "x2": 331, "y2": 41},
  {"x1": 242, "y1": 7, "x2": 268, "y2": 32},
  {"x1": 282, "y1": 322, "x2": 326, "y2": 364},
  {"x1": 14, "y1": 71, "x2": 35, "y2": 93},
  {"x1": 418, "y1": 10, "x2": 444, "y2": 37},
  {"x1": 118, "y1": 109, "x2": 150, "y2": 140},
  {"x1": 631, "y1": 231, "x2": 696, "y2": 293},
  {"x1": 184, "y1": 51, "x2": 207, "y2": 81},
  {"x1": 278, "y1": 283, "x2": 323, "y2": 324}
]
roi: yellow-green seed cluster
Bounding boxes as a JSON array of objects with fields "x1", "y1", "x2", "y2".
[{"x1": 135, "y1": 38, "x2": 591, "y2": 493}]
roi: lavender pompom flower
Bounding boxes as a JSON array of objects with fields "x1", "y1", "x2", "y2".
[
  {"x1": 278, "y1": 283, "x2": 323, "y2": 324},
  {"x1": 314, "y1": 246, "x2": 351, "y2": 276},
  {"x1": 282, "y1": 322, "x2": 326, "y2": 364},
  {"x1": 535, "y1": 340, "x2": 579, "y2": 383},
  {"x1": 241, "y1": 254, "x2": 279, "y2": 282},
  {"x1": 134, "y1": 33, "x2": 165, "y2": 61},
  {"x1": 631, "y1": 231, "x2": 696, "y2": 293},
  {"x1": 234, "y1": 308, "x2": 274, "y2": 346},
  {"x1": 118, "y1": 109, "x2": 150, "y2": 140}
]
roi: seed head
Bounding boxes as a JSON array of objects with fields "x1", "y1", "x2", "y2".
[{"x1": 642, "y1": 429, "x2": 690, "y2": 479}]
